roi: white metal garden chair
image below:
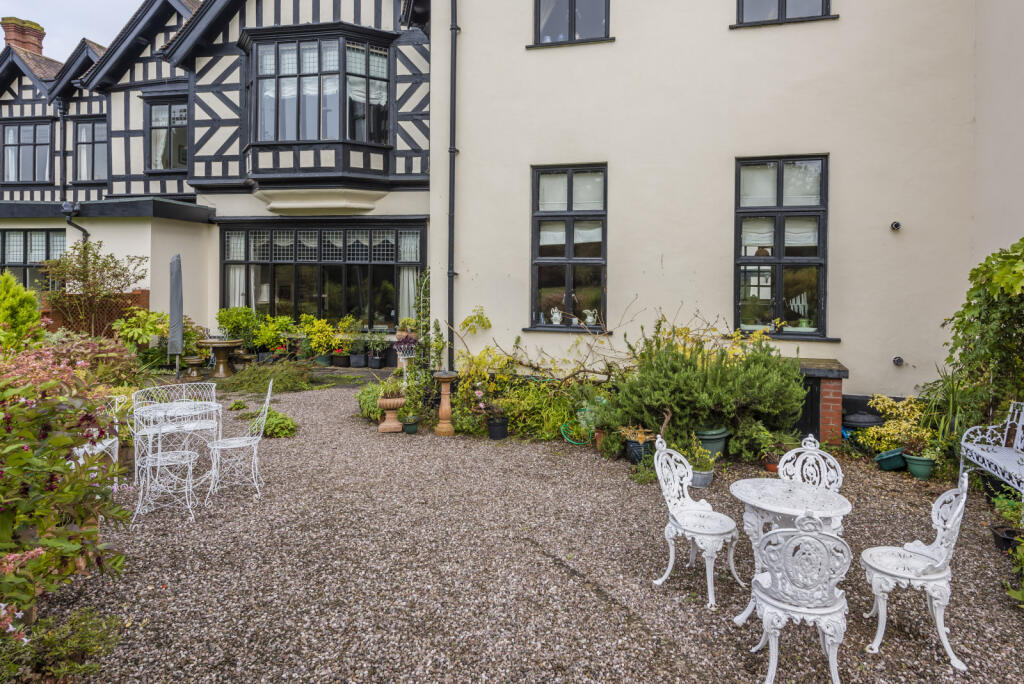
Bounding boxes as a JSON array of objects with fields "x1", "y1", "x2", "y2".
[
  {"x1": 734, "y1": 514, "x2": 852, "y2": 684},
  {"x1": 777, "y1": 434, "x2": 844, "y2": 534},
  {"x1": 778, "y1": 435, "x2": 844, "y2": 492},
  {"x1": 131, "y1": 433, "x2": 204, "y2": 524},
  {"x1": 71, "y1": 395, "x2": 127, "y2": 487},
  {"x1": 652, "y1": 435, "x2": 745, "y2": 607},
  {"x1": 132, "y1": 383, "x2": 220, "y2": 484},
  {"x1": 860, "y1": 471, "x2": 970, "y2": 671},
  {"x1": 205, "y1": 380, "x2": 273, "y2": 503}
]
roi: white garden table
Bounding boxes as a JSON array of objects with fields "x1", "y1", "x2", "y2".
[{"x1": 730, "y1": 478, "x2": 852, "y2": 575}]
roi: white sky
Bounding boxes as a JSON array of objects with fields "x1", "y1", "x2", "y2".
[{"x1": 0, "y1": 0, "x2": 146, "y2": 64}]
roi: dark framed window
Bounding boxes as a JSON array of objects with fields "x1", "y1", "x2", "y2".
[
  {"x1": 74, "y1": 119, "x2": 108, "y2": 182},
  {"x1": 147, "y1": 101, "x2": 188, "y2": 171},
  {"x1": 735, "y1": 155, "x2": 827, "y2": 336},
  {"x1": 534, "y1": 0, "x2": 610, "y2": 45},
  {"x1": 734, "y1": 0, "x2": 836, "y2": 27},
  {"x1": 530, "y1": 164, "x2": 607, "y2": 331},
  {"x1": 1, "y1": 230, "x2": 65, "y2": 289},
  {"x1": 2, "y1": 122, "x2": 51, "y2": 183},
  {"x1": 255, "y1": 37, "x2": 388, "y2": 145},
  {"x1": 221, "y1": 224, "x2": 424, "y2": 328}
]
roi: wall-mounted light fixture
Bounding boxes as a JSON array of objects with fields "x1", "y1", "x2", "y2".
[
  {"x1": 890, "y1": 221, "x2": 901, "y2": 231},
  {"x1": 892, "y1": 356, "x2": 904, "y2": 367}
]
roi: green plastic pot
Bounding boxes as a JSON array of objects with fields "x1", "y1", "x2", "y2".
[
  {"x1": 695, "y1": 426, "x2": 730, "y2": 459},
  {"x1": 313, "y1": 354, "x2": 331, "y2": 367},
  {"x1": 904, "y1": 454, "x2": 935, "y2": 481},
  {"x1": 402, "y1": 419, "x2": 419, "y2": 435},
  {"x1": 874, "y1": 448, "x2": 906, "y2": 471}
]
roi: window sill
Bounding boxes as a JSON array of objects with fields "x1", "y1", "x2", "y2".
[
  {"x1": 70, "y1": 180, "x2": 107, "y2": 186},
  {"x1": 145, "y1": 169, "x2": 188, "y2": 176},
  {"x1": 768, "y1": 332, "x2": 841, "y2": 343},
  {"x1": 522, "y1": 325, "x2": 612, "y2": 335},
  {"x1": 730, "y1": 15, "x2": 839, "y2": 29},
  {"x1": 526, "y1": 37, "x2": 615, "y2": 50},
  {"x1": 0, "y1": 181, "x2": 52, "y2": 187}
]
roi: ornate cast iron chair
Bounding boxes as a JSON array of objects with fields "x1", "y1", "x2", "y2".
[
  {"x1": 205, "y1": 380, "x2": 273, "y2": 503},
  {"x1": 652, "y1": 435, "x2": 745, "y2": 608},
  {"x1": 734, "y1": 514, "x2": 851, "y2": 684},
  {"x1": 859, "y1": 472, "x2": 969, "y2": 671},
  {"x1": 778, "y1": 435, "x2": 844, "y2": 493}
]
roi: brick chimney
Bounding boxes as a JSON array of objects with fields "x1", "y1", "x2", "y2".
[{"x1": 1, "y1": 17, "x2": 45, "y2": 55}]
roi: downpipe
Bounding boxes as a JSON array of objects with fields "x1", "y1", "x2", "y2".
[{"x1": 447, "y1": 0, "x2": 459, "y2": 370}]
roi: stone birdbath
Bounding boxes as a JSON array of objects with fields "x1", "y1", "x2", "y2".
[
  {"x1": 197, "y1": 339, "x2": 243, "y2": 378},
  {"x1": 433, "y1": 371, "x2": 458, "y2": 436}
]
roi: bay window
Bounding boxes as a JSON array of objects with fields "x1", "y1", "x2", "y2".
[
  {"x1": 222, "y1": 225, "x2": 424, "y2": 328},
  {"x1": 736, "y1": 155, "x2": 828, "y2": 336},
  {"x1": 255, "y1": 36, "x2": 388, "y2": 145}
]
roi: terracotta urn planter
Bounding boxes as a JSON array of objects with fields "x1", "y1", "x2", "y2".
[
  {"x1": 181, "y1": 355, "x2": 204, "y2": 379},
  {"x1": 377, "y1": 396, "x2": 406, "y2": 433}
]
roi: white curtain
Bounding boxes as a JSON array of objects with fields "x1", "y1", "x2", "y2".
[
  {"x1": 538, "y1": 173, "x2": 567, "y2": 211},
  {"x1": 783, "y1": 160, "x2": 822, "y2": 206},
  {"x1": 398, "y1": 266, "x2": 418, "y2": 321},
  {"x1": 226, "y1": 265, "x2": 245, "y2": 308},
  {"x1": 347, "y1": 78, "x2": 388, "y2": 106},
  {"x1": 573, "y1": 172, "x2": 604, "y2": 210},
  {"x1": 150, "y1": 129, "x2": 168, "y2": 169},
  {"x1": 249, "y1": 268, "x2": 269, "y2": 311},
  {"x1": 398, "y1": 232, "x2": 419, "y2": 262},
  {"x1": 784, "y1": 217, "x2": 818, "y2": 247},
  {"x1": 740, "y1": 163, "x2": 777, "y2": 207},
  {"x1": 741, "y1": 219, "x2": 774, "y2": 252}
]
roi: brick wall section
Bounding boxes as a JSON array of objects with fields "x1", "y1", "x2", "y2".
[
  {"x1": 40, "y1": 289, "x2": 150, "y2": 337},
  {"x1": 820, "y1": 377, "x2": 844, "y2": 444}
]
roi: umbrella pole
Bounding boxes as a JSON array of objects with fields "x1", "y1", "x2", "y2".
[{"x1": 175, "y1": 354, "x2": 180, "y2": 380}]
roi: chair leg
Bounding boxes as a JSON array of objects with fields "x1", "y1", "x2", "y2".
[
  {"x1": 727, "y1": 536, "x2": 746, "y2": 588},
  {"x1": 817, "y1": 617, "x2": 845, "y2": 684},
  {"x1": 205, "y1": 448, "x2": 220, "y2": 506},
  {"x1": 251, "y1": 445, "x2": 262, "y2": 496},
  {"x1": 653, "y1": 531, "x2": 676, "y2": 587},
  {"x1": 703, "y1": 549, "x2": 718, "y2": 608},
  {"x1": 927, "y1": 588, "x2": 967, "y2": 671},
  {"x1": 764, "y1": 629, "x2": 780, "y2": 684},
  {"x1": 734, "y1": 597, "x2": 756, "y2": 626},
  {"x1": 687, "y1": 539, "x2": 697, "y2": 568},
  {"x1": 865, "y1": 591, "x2": 889, "y2": 654}
]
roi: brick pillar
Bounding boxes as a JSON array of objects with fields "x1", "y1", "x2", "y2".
[{"x1": 819, "y1": 378, "x2": 844, "y2": 444}]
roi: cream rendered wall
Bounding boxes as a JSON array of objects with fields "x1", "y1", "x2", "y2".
[
  {"x1": 149, "y1": 219, "x2": 219, "y2": 329},
  {"x1": 68, "y1": 219, "x2": 154, "y2": 290},
  {"x1": 973, "y1": 0, "x2": 1024, "y2": 263},
  {"x1": 430, "y1": 0, "x2": 979, "y2": 396}
]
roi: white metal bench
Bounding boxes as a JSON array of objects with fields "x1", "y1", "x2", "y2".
[{"x1": 960, "y1": 401, "x2": 1024, "y2": 524}]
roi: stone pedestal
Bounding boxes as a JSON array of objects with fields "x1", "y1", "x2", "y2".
[
  {"x1": 434, "y1": 371, "x2": 458, "y2": 436},
  {"x1": 377, "y1": 397, "x2": 406, "y2": 433}
]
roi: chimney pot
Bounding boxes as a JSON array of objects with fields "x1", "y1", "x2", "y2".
[{"x1": 1, "y1": 17, "x2": 45, "y2": 55}]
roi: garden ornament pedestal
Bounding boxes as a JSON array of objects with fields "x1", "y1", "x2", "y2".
[
  {"x1": 434, "y1": 371, "x2": 458, "y2": 436},
  {"x1": 377, "y1": 396, "x2": 406, "y2": 433},
  {"x1": 181, "y1": 356, "x2": 204, "y2": 379},
  {"x1": 197, "y1": 339, "x2": 243, "y2": 379}
]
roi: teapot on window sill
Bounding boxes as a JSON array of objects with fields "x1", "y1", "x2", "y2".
[{"x1": 549, "y1": 308, "x2": 563, "y2": 325}]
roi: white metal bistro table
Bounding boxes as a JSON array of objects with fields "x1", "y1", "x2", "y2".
[
  {"x1": 133, "y1": 400, "x2": 222, "y2": 483},
  {"x1": 730, "y1": 478, "x2": 852, "y2": 575}
]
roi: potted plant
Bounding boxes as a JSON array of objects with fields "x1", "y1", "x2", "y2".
[
  {"x1": 401, "y1": 411, "x2": 420, "y2": 434},
  {"x1": 695, "y1": 424, "x2": 730, "y2": 460},
  {"x1": 302, "y1": 316, "x2": 339, "y2": 367},
  {"x1": 376, "y1": 377, "x2": 405, "y2": 433},
  {"x1": 331, "y1": 346, "x2": 350, "y2": 367},
  {"x1": 473, "y1": 383, "x2": 508, "y2": 440},
  {"x1": 992, "y1": 486, "x2": 1023, "y2": 552},
  {"x1": 396, "y1": 317, "x2": 419, "y2": 342},
  {"x1": 678, "y1": 432, "x2": 717, "y2": 488},
  {"x1": 873, "y1": 447, "x2": 906, "y2": 471},
  {"x1": 903, "y1": 437, "x2": 938, "y2": 481},
  {"x1": 618, "y1": 425, "x2": 655, "y2": 465},
  {"x1": 763, "y1": 432, "x2": 799, "y2": 473},
  {"x1": 348, "y1": 335, "x2": 368, "y2": 368},
  {"x1": 367, "y1": 332, "x2": 389, "y2": 369}
]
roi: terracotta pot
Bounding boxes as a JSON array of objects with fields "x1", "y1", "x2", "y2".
[
  {"x1": 377, "y1": 396, "x2": 406, "y2": 433},
  {"x1": 594, "y1": 428, "x2": 606, "y2": 452},
  {"x1": 764, "y1": 462, "x2": 779, "y2": 473}
]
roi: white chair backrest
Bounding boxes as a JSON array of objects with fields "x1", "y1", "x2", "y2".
[
  {"x1": 653, "y1": 435, "x2": 707, "y2": 513},
  {"x1": 757, "y1": 514, "x2": 852, "y2": 609},
  {"x1": 777, "y1": 434, "x2": 844, "y2": 492},
  {"x1": 904, "y1": 471, "x2": 969, "y2": 572},
  {"x1": 1008, "y1": 402, "x2": 1024, "y2": 451},
  {"x1": 249, "y1": 380, "x2": 274, "y2": 438},
  {"x1": 132, "y1": 382, "x2": 217, "y2": 408}
]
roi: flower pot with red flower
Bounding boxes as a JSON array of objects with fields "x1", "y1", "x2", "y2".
[{"x1": 473, "y1": 383, "x2": 509, "y2": 440}]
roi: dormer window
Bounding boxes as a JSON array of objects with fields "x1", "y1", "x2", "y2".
[{"x1": 255, "y1": 37, "x2": 389, "y2": 145}]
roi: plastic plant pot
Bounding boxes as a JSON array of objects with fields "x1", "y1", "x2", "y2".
[
  {"x1": 402, "y1": 419, "x2": 420, "y2": 435},
  {"x1": 691, "y1": 470, "x2": 714, "y2": 488},
  {"x1": 903, "y1": 454, "x2": 935, "y2": 481},
  {"x1": 350, "y1": 353, "x2": 367, "y2": 368},
  {"x1": 695, "y1": 426, "x2": 730, "y2": 459},
  {"x1": 874, "y1": 447, "x2": 906, "y2": 471},
  {"x1": 625, "y1": 439, "x2": 654, "y2": 465},
  {"x1": 992, "y1": 526, "x2": 1024, "y2": 552},
  {"x1": 487, "y1": 417, "x2": 509, "y2": 440}
]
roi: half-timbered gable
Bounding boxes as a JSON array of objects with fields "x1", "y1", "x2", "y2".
[
  {"x1": 81, "y1": 0, "x2": 200, "y2": 200},
  {"x1": 163, "y1": 0, "x2": 429, "y2": 192},
  {"x1": 46, "y1": 39, "x2": 109, "y2": 203},
  {"x1": 0, "y1": 47, "x2": 61, "y2": 201}
]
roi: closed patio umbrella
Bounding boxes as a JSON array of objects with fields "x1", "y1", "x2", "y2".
[{"x1": 168, "y1": 254, "x2": 183, "y2": 376}]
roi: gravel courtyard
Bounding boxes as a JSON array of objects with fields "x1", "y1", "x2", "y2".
[{"x1": 48, "y1": 385, "x2": 1024, "y2": 682}]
